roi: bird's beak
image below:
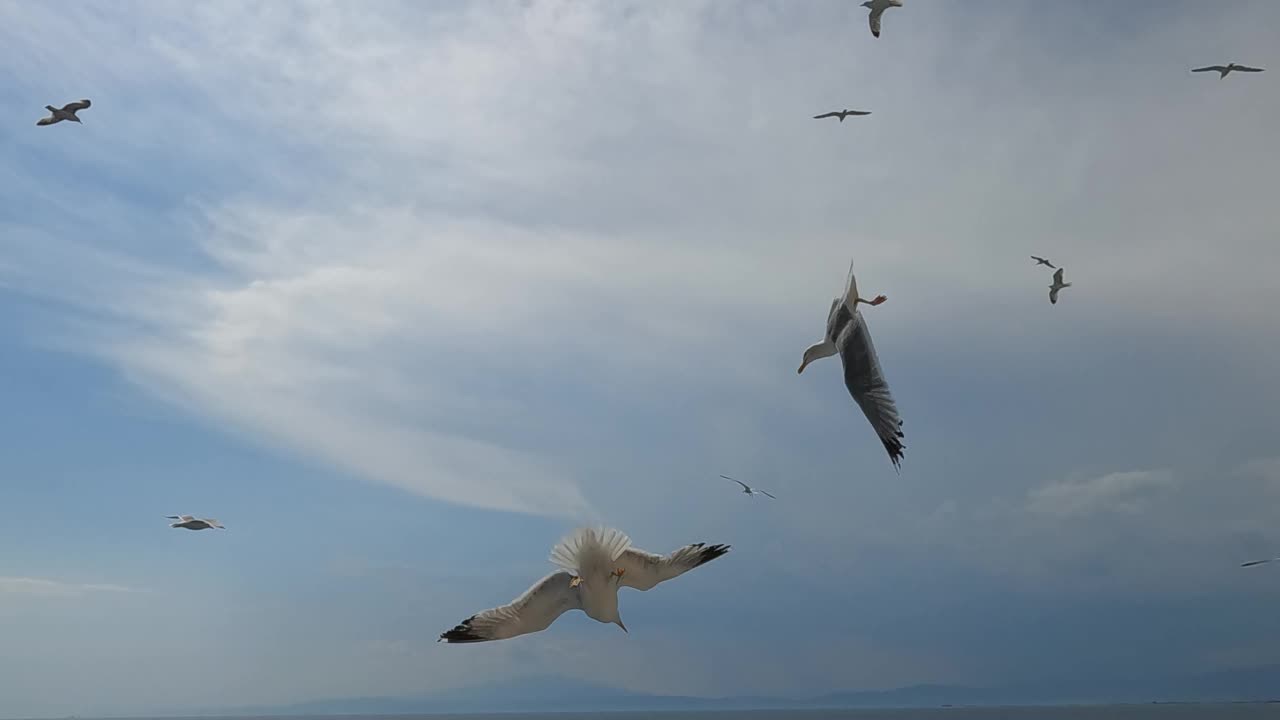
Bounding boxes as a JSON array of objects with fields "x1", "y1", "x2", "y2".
[{"x1": 616, "y1": 620, "x2": 628, "y2": 634}]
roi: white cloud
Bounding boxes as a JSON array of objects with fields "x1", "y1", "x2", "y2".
[
  {"x1": 2, "y1": 1, "x2": 1279, "y2": 525},
  {"x1": 0, "y1": 577, "x2": 138, "y2": 597},
  {"x1": 1027, "y1": 469, "x2": 1177, "y2": 517}
]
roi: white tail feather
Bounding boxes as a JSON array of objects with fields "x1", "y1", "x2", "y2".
[{"x1": 549, "y1": 527, "x2": 632, "y2": 577}]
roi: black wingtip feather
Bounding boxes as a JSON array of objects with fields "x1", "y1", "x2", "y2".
[
  {"x1": 882, "y1": 419, "x2": 906, "y2": 470},
  {"x1": 692, "y1": 543, "x2": 731, "y2": 567},
  {"x1": 439, "y1": 615, "x2": 488, "y2": 644}
]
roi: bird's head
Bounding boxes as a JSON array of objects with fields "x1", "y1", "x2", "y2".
[
  {"x1": 799, "y1": 339, "x2": 839, "y2": 374},
  {"x1": 861, "y1": 1, "x2": 872, "y2": 7}
]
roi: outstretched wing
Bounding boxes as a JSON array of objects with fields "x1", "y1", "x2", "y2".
[
  {"x1": 1191, "y1": 66, "x2": 1227, "y2": 73},
  {"x1": 813, "y1": 112, "x2": 840, "y2": 120},
  {"x1": 720, "y1": 475, "x2": 752, "y2": 492},
  {"x1": 1049, "y1": 286, "x2": 1060, "y2": 304},
  {"x1": 1234, "y1": 65, "x2": 1265, "y2": 73},
  {"x1": 868, "y1": 10, "x2": 882, "y2": 38},
  {"x1": 439, "y1": 571, "x2": 582, "y2": 643},
  {"x1": 1052, "y1": 268, "x2": 1064, "y2": 285},
  {"x1": 1241, "y1": 558, "x2": 1277, "y2": 568},
  {"x1": 61, "y1": 99, "x2": 91, "y2": 112},
  {"x1": 836, "y1": 310, "x2": 905, "y2": 469},
  {"x1": 616, "y1": 543, "x2": 731, "y2": 591},
  {"x1": 758, "y1": 490, "x2": 777, "y2": 499}
]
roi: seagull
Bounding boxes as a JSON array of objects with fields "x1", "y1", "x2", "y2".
[
  {"x1": 1031, "y1": 256, "x2": 1056, "y2": 269},
  {"x1": 36, "y1": 99, "x2": 91, "y2": 126},
  {"x1": 862, "y1": 0, "x2": 903, "y2": 39},
  {"x1": 1191, "y1": 63, "x2": 1264, "y2": 79},
  {"x1": 813, "y1": 109, "x2": 872, "y2": 122},
  {"x1": 1241, "y1": 556, "x2": 1279, "y2": 568},
  {"x1": 720, "y1": 475, "x2": 776, "y2": 499},
  {"x1": 167, "y1": 515, "x2": 225, "y2": 531},
  {"x1": 797, "y1": 261, "x2": 906, "y2": 469},
  {"x1": 1048, "y1": 268, "x2": 1071, "y2": 305},
  {"x1": 439, "y1": 527, "x2": 730, "y2": 643}
]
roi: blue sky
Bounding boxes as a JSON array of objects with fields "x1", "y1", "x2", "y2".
[{"x1": 1, "y1": 0, "x2": 1279, "y2": 716}]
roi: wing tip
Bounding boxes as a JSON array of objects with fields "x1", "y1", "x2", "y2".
[
  {"x1": 439, "y1": 616, "x2": 488, "y2": 644},
  {"x1": 883, "y1": 419, "x2": 906, "y2": 470},
  {"x1": 692, "y1": 543, "x2": 731, "y2": 567}
]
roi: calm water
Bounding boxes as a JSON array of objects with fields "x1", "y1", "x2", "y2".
[{"x1": 195, "y1": 707, "x2": 1277, "y2": 720}]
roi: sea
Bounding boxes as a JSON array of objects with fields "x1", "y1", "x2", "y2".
[{"x1": 148, "y1": 708, "x2": 1277, "y2": 720}]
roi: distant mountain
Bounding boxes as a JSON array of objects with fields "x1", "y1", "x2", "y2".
[{"x1": 198, "y1": 664, "x2": 1280, "y2": 717}]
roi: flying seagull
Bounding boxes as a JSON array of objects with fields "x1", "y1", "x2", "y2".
[
  {"x1": 167, "y1": 515, "x2": 224, "y2": 531},
  {"x1": 1048, "y1": 268, "x2": 1071, "y2": 305},
  {"x1": 720, "y1": 475, "x2": 776, "y2": 499},
  {"x1": 1241, "y1": 557, "x2": 1279, "y2": 568},
  {"x1": 1031, "y1": 256, "x2": 1056, "y2": 269},
  {"x1": 798, "y1": 261, "x2": 905, "y2": 469},
  {"x1": 1191, "y1": 63, "x2": 1264, "y2": 79},
  {"x1": 813, "y1": 109, "x2": 872, "y2": 122},
  {"x1": 439, "y1": 527, "x2": 730, "y2": 643},
  {"x1": 36, "y1": 99, "x2": 91, "y2": 126},
  {"x1": 862, "y1": 0, "x2": 903, "y2": 39}
]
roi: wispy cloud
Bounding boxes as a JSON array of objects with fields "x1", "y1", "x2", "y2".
[
  {"x1": 1027, "y1": 469, "x2": 1177, "y2": 517},
  {"x1": 0, "y1": 576, "x2": 139, "y2": 597}
]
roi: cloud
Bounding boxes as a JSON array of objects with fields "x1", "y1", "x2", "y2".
[
  {"x1": 0, "y1": 577, "x2": 138, "y2": 597},
  {"x1": 3, "y1": 0, "x2": 1276, "y2": 529},
  {"x1": 1027, "y1": 469, "x2": 1177, "y2": 517}
]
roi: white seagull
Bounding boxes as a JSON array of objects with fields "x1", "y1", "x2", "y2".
[
  {"x1": 1048, "y1": 268, "x2": 1071, "y2": 305},
  {"x1": 1241, "y1": 556, "x2": 1279, "y2": 568},
  {"x1": 439, "y1": 527, "x2": 730, "y2": 643},
  {"x1": 36, "y1": 99, "x2": 91, "y2": 126},
  {"x1": 798, "y1": 261, "x2": 906, "y2": 469},
  {"x1": 720, "y1": 475, "x2": 776, "y2": 499},
  {"x1": 1191, "y1": 63, "x2": 1264, "y2": 79},
  {"x1": 813, "y1": 109, "x2": 872, "y2": 122},
  {"x1": 167, "y1": 515, "x2": 225, "y2": 531},
  {"x1": 1031, "y1": 256, "x2": 1056, "y2": 269},
  {"x1": 862, "y1": 0, "x2": 903, "y2": 39}
]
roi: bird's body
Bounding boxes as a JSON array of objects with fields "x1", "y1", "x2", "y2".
[
  {"x1": 439, "y1": 527, "x2": 730, "y2": 643},
  {"x1": 798, "y1": 262, "x2": 905, "y2": 469},
  {"x1": 36, "y1": 99, "x2": 91, "y2": 126},
  {"x1": 720, "y1": 475, "x2": 776, "y2": 499},
  {"x1": 1031, "y1": 256, "x2": 1056, "y2": 269},
  {"x1": 813, "y1": 109, "x2": 872, "y2": 122},
  {"x1": 1191, "y1": 63, "x2": 1264, "y2": 79},
  {"x1": 1048, "y1": 268, "x2": 1071, "y2": 305},
  {"x1": 861, "y1": 0, "x2": 903, "y2": 38},
  {"x1": 167, "y1": 515, "x2": 224, "y2": 531}
]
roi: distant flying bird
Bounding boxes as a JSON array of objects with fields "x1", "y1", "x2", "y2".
[
  {"x1": 1191, "y1": 63, "x2": 1264, "y2": 79},
  {"x1": 1031, "y1": 256, "x2": 1056, "y2": 269},
  {"x1": 813, "y1": 109, "x2": 872, "y2": 122},
  {"x1": 439, "y1": 527, "x2": 730, "y2": 643},
  {"x1": 1048, "y1": 268, "x2": 1071, "y2": 305},
  {"x1": 862, "y1": 0, "x2": 903, "y2": 39},
  {"x1": 36, "y1": 99, "x2": 91, "y2": 126},
  {"x1": 720, "y1": 475, "x2": 776, "y2": 499},
  {"x1": 798, "y1": 261, "x2": 906, "y2": 469},
  {"x1": 167, "y1": 515, "x2": 224, "y2": 531},
  {"x1": 1241, "y1": 557, "x2": 1279, "y2": 568}
]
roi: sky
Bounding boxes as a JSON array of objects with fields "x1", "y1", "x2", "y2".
[{"x1": 1, "y1": 0, "x2": 1279, "y2": 716}]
